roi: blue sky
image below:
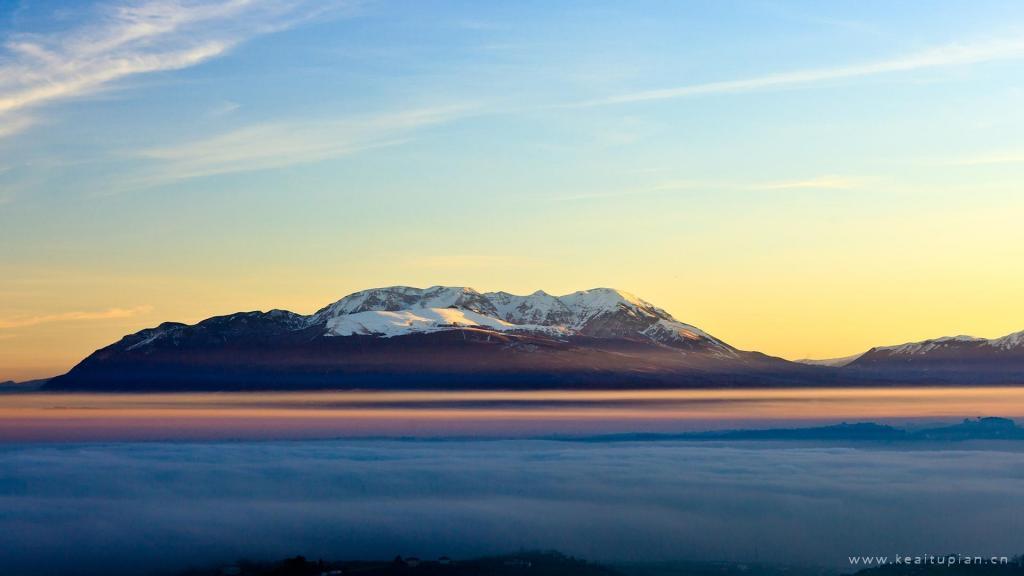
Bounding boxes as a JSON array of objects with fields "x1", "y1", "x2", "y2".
[{"x1": 1, "y1": 0, "x2": 1024, "y2": 378}]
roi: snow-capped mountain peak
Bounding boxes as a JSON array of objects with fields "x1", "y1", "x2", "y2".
[
  {"x1": 485, "y1": 289, "x2": 574, "y2": 326},
  {"x1": 559, "y1": 288, "x2": 665, "y2": 325},
  {"x1": 308, "y1": 285, "x2": 733, "y2": 353},
  {"x1": 311, "y1": 285, "x2": 497, "y2": 323}
]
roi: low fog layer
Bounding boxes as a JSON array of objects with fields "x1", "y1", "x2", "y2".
[{"x1": 1, "y1": 440, "x2": 1023, "y2": 575}]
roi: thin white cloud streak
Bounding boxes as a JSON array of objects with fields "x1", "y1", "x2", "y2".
[
  {"x1": 949, "y1": 151, "x2": 1024, "y2": 166},
  {"x1": 573, "y1": 39, "x2": 1024, "y2": 107},
  {"x1": 123, "y1": 105, "x2": 472, "y2": 189},
  {"x1": 551, "y1": 180, "x2": 707, "y2": 202},
  {"x1": 747, "y1": 175, "x2": 862, "y2": 191},
  {"x1": 0, "y1": 0, "x2": 344, "y2": 137},
  {"x1": 406, "y1": 254, "x2": 545, "y2": 270},
  {"x1": 0, "y1": 305, "x2": 153, "y2": 329},
  {"x1": 552, "y1": 176, "x2": 862, "y2": 202},
  {"x1": 208, "y1": 100, "x2": 242, "y2": 117}
]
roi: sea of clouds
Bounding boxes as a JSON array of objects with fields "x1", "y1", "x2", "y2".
[{"x1": 2, "y1": 439, "x2": 1024, "y2": 575}]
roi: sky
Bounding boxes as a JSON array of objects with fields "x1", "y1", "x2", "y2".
[{"x1": 1, "y1": 0, "x2": 1023, "y2": 380}]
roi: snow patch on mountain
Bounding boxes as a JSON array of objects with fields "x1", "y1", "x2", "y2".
[
  {"x1": 125, "y1": 323, "x2": 187, "y2": 351},
  {"x1": 559, "y1": 288, "x2": 661, "y2": 326},
  {"x1": 312, "y1": 286, "x2": 497, "y2": 323},
  {"x1": 325, "y1": 307, "x2": 563, "y2": 337},
  {"x1": 875, "y1": 335, "x2": 987, "y2": 356},
  {"x1": 640, "y1": 318, "x2": 701, "y2": 340},
  {"x1": 486, "y1": 290, "x2": 573, "y2": 326},
  {"x1": 990, "y1": 330, "x2": 1024, "y2": 350},
  {"x1": 850, "y1": 329, "x2": 1024, "y2": 364}
]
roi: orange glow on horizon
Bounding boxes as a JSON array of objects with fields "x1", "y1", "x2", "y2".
[{"x1": 4, "y1": 387, "x2": 1024, "y2": 442}]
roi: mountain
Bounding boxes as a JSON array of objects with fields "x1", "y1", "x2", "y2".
[
  {"x1": 799, "y1": 330, "x2": 1024, "y2": 383},
  {"x1": 310, "y1": 286, "x2": 735, "y2": 352},
  {"x1": 46, "y1": 286, "x2": 825, "y2": 391},
  {"x1": 46, "y1": 286, "x2": 1024, "y2": 392},
  {"x1": 854, "y1": 331, "x2": 1024, "y2": 363},
  {"x1": 1, "y1": 378, "x2": 50, "y2": 392},
  {"x1": 570, "y1": 417, "x2": 1024, "y2": 443}
]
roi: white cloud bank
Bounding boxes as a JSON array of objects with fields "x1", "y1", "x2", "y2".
[{"x1": 0, "y1": 439, "x2": 1022, "y2": 575}]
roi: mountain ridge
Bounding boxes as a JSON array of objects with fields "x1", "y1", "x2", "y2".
[
  {"x1": 45, "y1": 285, "x2": 815, "y2": 391},
  {"x1": 794, "y1": 329, "x2": 1024, "y2": 383},
  {"x1": 308, "y1": 286, "x2": 729, "y2": 350},
  {"x1": 42, "y1": 286, "x2": 1024, "y2": 391},
  {"x1": 794, "y1": 329, "x2": 1024, "y2": 367}
]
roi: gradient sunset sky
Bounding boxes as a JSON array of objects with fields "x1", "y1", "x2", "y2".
[{"x1": 1, "y1": 0, "x2": 1023, "y2": 381}]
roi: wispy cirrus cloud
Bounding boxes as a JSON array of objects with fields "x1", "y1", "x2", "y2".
[
  {"x1": 0, "y1": 0, "x2": 346, "y2": 138},
  {"x1": 405, "y1": 254, "x2": 545, "y2": 270},
  {"x1": 0, "y1": 305, "x2": 153, "y2": 329},
  {"x1": 120, "y1": 105, "x2": 472, "y2": 190},
  {"x1": 207, "y1": 99, "x2": 242, "y2": 117},
  {"x1": 552, "y1": 175, "x2": 863, "y2": 202},
  {"x1": 746, "y1": 175, "x2": 863, "y2": 191},
  {"x1": 550, "y1": 180, "x2": 705, "y2": 202},
  {"x1": 948, "y1": 150, "x2": 1024, "y2": 166},
  {"x1": 573, "y1": 38, "x2": 1024, "y2": 107}
]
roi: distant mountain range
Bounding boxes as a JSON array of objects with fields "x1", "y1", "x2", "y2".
[
  {"x1": 1, "y1": 378, "x2": 48, "y2": 391},
  {"x1": 44, "y1": 286, "x2": 1024, "y2": 391},
  {"x1": 569, "y1": 417, "x2": 1024, "y2": 443},
  {"x1": 797, "y1": 331, "x2": 1024, "y2": 378}
]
